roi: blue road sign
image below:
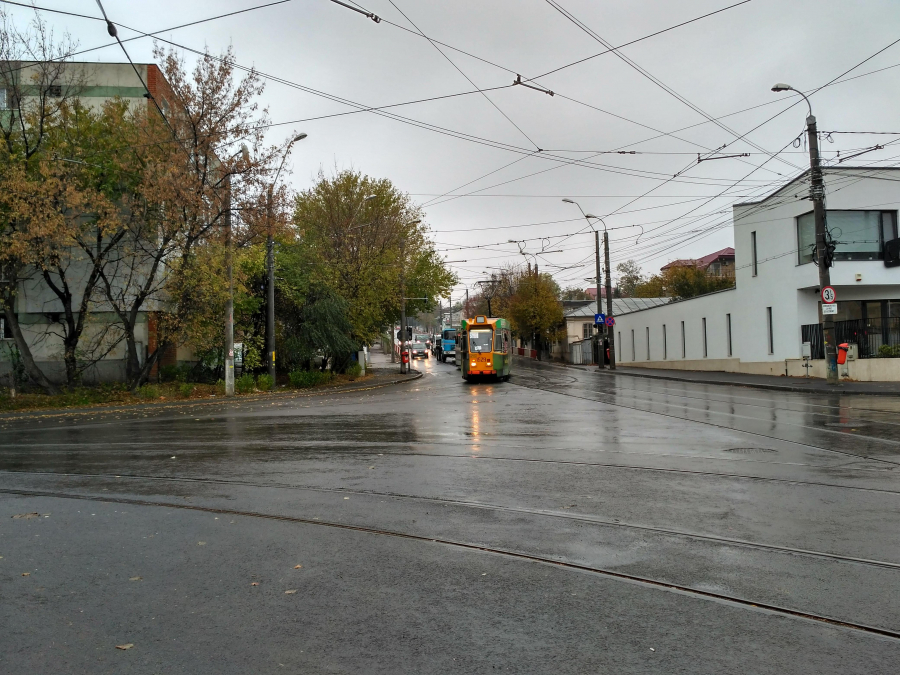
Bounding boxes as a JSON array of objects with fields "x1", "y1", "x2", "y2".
[{"x1": 594, "y1": 313, "x2": 605, "y2": 325}]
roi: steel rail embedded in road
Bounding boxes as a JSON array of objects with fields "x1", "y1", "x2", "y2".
[
  {"x1": 511, "y1": 370, "x2": 900, "y2": 466},
  {"x1": 2, "y1": 485, "x2": 899, "y2": 642},
  {"x1": 3, "y1": 473, "x2": 899, "y2": 570}
]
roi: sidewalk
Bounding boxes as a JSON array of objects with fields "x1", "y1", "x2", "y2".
[{"x1": 514, "y1": 355, "x2": 900, "y2": 395}]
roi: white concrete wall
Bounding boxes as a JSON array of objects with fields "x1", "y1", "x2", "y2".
[{"x1": 615, "y1": 289, "x2": 736, "y2": 365}]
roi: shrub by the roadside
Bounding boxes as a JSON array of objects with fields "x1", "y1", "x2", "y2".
[
  {"x1": 138, "y1": 384, "x2": 159, "y2": 399},
  {"x1": 235, "y1": 373, "x2": 256, "y2": 394},
  {"x1": 178, "y1": 383, "x2": 195, "y2": 398},
  {"x1": 256, "y1": 373, "x2": 274, "y2": 390},
  {"x1": 346, "y1": 362, "x2": 362, "y2": 381},
  {"x1": 289, "y1": 370, "x2": 332, "y2": 388}
]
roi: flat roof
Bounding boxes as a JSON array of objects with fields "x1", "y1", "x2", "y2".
[{"x1": 733, "y1": 167, "x2": 900, "y2": 207}]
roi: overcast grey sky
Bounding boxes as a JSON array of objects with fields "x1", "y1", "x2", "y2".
[{"x1": 7, "y1": 0, "x2": 900, "y2": 296}]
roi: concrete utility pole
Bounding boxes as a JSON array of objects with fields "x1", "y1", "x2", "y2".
[
  {"x1": 773, "y1": 84, "x2": 837, "y2": 383},
  {"x1": 224, "y1": 176, "x2": 235, "y2": 397},
  {"x1": 564, "y1": 198, "x2": 616, "y2": 370},
  {"x1": 219, "y1": 144, "x2": 250, "y2": 397},
  {"x1": 604, "y1": 229, "x2": 616, "y2": 370},
  {"x1": 400, "y1": 261, "x2": 407, "y2": 374},
  {"x1": 396, "y1": 223, "x2": 420, "y2": 373},
  {"x1": 265, "y1": 184, "x2": 276, "y2": 385},
  {"x1": 594, "y1": 230, "x2": 602, "y2": 361}
]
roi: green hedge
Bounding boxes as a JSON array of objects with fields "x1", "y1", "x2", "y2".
[{"x1": 289, "y1": 370, "x2": 333, "y2": 388}]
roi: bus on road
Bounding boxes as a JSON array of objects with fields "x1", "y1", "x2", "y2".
[{"x1": 458, "y1": 316, "x2": 511, "y2": 382}]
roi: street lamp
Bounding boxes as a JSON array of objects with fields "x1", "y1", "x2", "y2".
[
  {"x1": 265, "y1": 133, "x2": 308, "y2": 389},
  {"x1": 563, "y1": 199, "x2": 615, "y2": 370},
  {"x1": 772, "y1": 83, "x2": 837, "y2": 383}
]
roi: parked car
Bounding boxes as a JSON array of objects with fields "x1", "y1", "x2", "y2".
[{"x1": 410, "y1": 341, "x2": 429, "y2": 359}]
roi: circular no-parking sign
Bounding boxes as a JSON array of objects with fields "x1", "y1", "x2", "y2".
[
  {"x1": 605, "y1": 316, "x2": 616, "y2": 327},
  {"x1": 821, "y1": 286, "x2": 836, "y2": 304}
]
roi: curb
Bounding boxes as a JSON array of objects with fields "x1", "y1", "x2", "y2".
[
  {"x1": 0, "y1": 369, "x2": 424, "y2": 421},
  {"x1": 513, "y1": 355, "x2": 900, "y2": 396}
]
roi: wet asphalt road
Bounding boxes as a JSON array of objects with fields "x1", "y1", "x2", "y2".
[{"x1": 1, "y1": 355, "x2": 899, "y2": 674}]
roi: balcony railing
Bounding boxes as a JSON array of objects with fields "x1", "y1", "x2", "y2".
[{"x1": 802, "y1": 317, "x2": 900, "y2": 359}]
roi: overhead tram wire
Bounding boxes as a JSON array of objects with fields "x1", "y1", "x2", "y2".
[
  {"x1": 542, "y1": 0, "x2": 802, "y2": 175},
  {"x1": 385, "y1": 0, "x2": 541, "y2": 151},
  {"x1": 605, "y1": 36, "x2": 900, "y2": 262},
  {"x1": 525, "y1": 0, "x2": 754, "y2": 83},
  {"x1": 13, "y1": 0, "x2": 894, "y2": 196}
]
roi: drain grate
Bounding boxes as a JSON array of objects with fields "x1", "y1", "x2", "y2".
[{"x1": 724, "y1": 447, "x2": 777, "y2": 454}]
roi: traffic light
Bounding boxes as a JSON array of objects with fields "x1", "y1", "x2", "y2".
[{"x1": 396, "y1": 327, "x2": 413, "y2": 340}]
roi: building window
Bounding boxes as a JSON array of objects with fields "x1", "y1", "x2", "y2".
[
  {"x1": 681, "y1": 320, "x2": 686, "y2": 358},
  {"x1": 662, "y1": 324, "x2": 667, "y2": 360},
  {"x1": 726, "y1": 313, "x2": 732, "y2": 357},
  {"x1": 631, "y1": 330, "x2": 635, "y2": 361},
  {"x1": 1, "y1": 316, "x2": 12, "y2": 340},
  {"x1": 46, "y1": 84, "x2": 62, "y2": 98},
  {"x1": 702, "y1": 318, "x2": 708, "y2": 357},
  {"x1": 646, "y1": 327, "x2": 650, "y2": 360},
  {"x1": 751, "y1": 231, "x2": 758, "y2": 276},
  {"x1": 0, "y1": 88, "x2": 7, "y2": 109},
  {"x1": 766, "y1": 306, "x2": 774, "y2": 354},
  {"x1": 798, "y1": 210, "x2": 899, "y2": 264},
  {"x1": 582, "y1": 323, "x2": 593, "y2": 339}
]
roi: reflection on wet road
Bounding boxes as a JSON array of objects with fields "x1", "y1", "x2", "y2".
[{"x1": 1, "y1": 355, "x2": 899, "y2": 673}]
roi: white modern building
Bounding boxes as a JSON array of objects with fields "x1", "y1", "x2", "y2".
[{"x1": 614, "y1": 167, "x2": 900, "y2": 381}]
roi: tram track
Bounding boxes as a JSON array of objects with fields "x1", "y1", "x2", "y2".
[
  {"x1": 2, "y1": 485, "x2": 898, "y2": 641},
  {"x1": 3, "y1": 470, "x2": 899, "y2": 570},
  {"x1": 510, "y1": 371, "x2": 900, "y2": 466},
  {"x1": 512, "y1": 363, "x2": 900, "y2": 425},
  {"x1": 6, "y1": 442, "x2": 896, "y2": 494}
]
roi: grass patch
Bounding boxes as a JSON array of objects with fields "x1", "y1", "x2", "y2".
[{"x1": 0, "y1": 369, "x2": 377, "y2": 413}]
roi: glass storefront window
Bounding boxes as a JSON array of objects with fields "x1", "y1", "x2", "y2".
[{"x1": 797, "y1": 210, "x2": 898, "y2": 263}]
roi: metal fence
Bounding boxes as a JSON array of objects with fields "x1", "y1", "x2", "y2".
[
  {"x1": 801, "y1": 317, "x2": 900, "y2": 359},
  {"x1": 568, "y1": 339, "x2": 595, "y2": 365}
]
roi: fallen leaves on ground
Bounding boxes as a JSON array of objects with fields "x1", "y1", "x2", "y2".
[
  {"x1": 21, "y1": 572, "x2": 30, "y2": 576},
  {"x1": 116, "y1": 644, "x2": 134, "y2": 650},
  {"x1": 250, "y1": 582, "x2": 259, "y2": 586},
  {"x1": 293, "y1": 565, "x2": 302, "y2": 569},
  {"x1": 12, "y1": 513, "x2": 40, "y2": 519},
  {"x1": 197, "y1": 542, "x2": 206, "y2": 546},
  {"x1": 284, "y1": 589, "x2": 298, "y2": 594},
  {"x1": 129, "y1": 576, "x2": 142, "y2": 581}
]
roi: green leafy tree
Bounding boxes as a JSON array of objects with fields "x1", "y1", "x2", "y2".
[
  {"x1": 616, "y1": 260, "x2": 645, "y2": 298},
  {"x1": 506, "y1": 271, "x2": 565, "y2": 347},
  {"x1": 293, "y1": 169, "x2": 454, "y2": 346},
  {"x1": 635, "y1": 266, "x2": 734, "y2": 299},
  {"x1": 561, "y1": 286, "x2": 592, "y2": 301}
]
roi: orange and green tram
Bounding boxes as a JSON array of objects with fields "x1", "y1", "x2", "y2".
[{"x1": 459, "y1": 316, "x2": 512, "y2": 382}]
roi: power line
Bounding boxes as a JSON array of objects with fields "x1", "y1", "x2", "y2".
[
  {"x1": 543, "y1": 0, "x2": 802, "y2": 174},
  {"x1": 526, "y1": 0, "x2": 754, "y2": 82},
  {"x1": 384, "y1": 0, "x2": 540, "y2": 150}
]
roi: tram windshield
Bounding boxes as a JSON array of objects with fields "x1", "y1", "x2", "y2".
[{"x1": 468, "y1": 328, "x2": 493, "y2": 353}]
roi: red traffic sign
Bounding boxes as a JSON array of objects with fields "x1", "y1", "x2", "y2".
[
  {"x1": 821, "y1": 286, "x2": 837, "y2": 304},
  {"x1": 605, "y1": 316, "x2": 616, "y2": 327}
]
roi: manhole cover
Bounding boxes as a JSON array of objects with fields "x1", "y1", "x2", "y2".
[
  {"x1": 723, "y1": 448, "x2": 777, "y2": 454},
  {"x1": 824, "y1": 422, "x2": 867, "y2": 428}
]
